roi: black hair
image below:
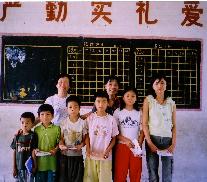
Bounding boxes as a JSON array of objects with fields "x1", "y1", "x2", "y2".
[
  {"x1": 37, "y1": 104, "x2": 54, "y2": 116},
  {"x1": 66, "y1": 95, "x2": 81, "y2": 107},
  {"x1": 57, "y1": 73, "x2": 72, "y2": 88},
  {"x1": 120, "y1": 86, "x2": 139, "y2": 111},
  {"x1": 104, "y1": 75, "x2": 120, "y2": 86},
  {"x1": 94, "y1": 91, "x2": 109, "y2": 101},
  {"x1": 20, "y1": 112, "x2": 35, "y2": 123},
  {"x1": 147, "y1": 72, "x2": 169, "y2": 99}
]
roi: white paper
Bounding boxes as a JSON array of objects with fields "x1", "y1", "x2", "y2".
[
  {"x1": 157, "y1": 150, "x2": 173, "y2": 157},
  {"x1": 130, "y1": 139, "x2": 142, "y2": 157},
  {"x1": 36, "y1": 151, "x2": 51, "y2": 157}
]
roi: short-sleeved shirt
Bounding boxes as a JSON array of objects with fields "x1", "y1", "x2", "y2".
[
  {"x1": 113, "y1": 108, "x2": 142, "y2": 143},
  {"x1": 10, "y1": 131, "x2": 38, "y2": 170},
  {"x1": 86, "y1": 113, "x2": 119, "y2": 161},
  {"x1": 60, "y1": 117, "x2": 87, "y2": 156},
  {"x1": 34, "y1": 123, "x2": 61, "y2": 171},
  {"x1": 147, "y1": 95, "x2": 175, "y2": 138},
  {"x1": 45, "y1": 94, "x2": 69, "y2": 126}
]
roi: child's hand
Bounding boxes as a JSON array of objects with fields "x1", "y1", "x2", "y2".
[
  {"x1": 74, "y1": 144, "x2": 82, "y2": 151},
  {"x1": 34, "y1": 149, "x2": 39, "y2": 156},
  {"x1": 59, "y1": 144, "x2": 68, "y2": 151},
  {"x1": 125, "y1": 139, "x2": 135, "y2": 148},
  {"x1": 50, "y1": 148, "x2": 58, "y2": 156},
  {"x1": 103, "y1": 151, "x2": 110, "y2": 159},
  {"x1": 13, "y1": 167, "x2": 17, "y2": 178},
  {"x1": 86, "y1": 150, "x2": 91, "y2": 158}
]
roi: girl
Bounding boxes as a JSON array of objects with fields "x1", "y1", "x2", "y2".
[
  {"x1": 142, "y1": 73, "x2": 176, "y2": 182},
  {"x1": 113, "y1": 86, "x2": 144, "y2": 182}
]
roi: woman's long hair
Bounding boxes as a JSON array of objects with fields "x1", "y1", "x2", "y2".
[{"x1": 146, "y1": 73, "x2": 169, "y2": 100}]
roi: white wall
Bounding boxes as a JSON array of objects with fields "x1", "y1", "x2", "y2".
[{"x1": 0, "y1": 1, "x2": 207, "y2": 182}]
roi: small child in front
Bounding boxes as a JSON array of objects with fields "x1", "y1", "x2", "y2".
[
  {"x1": 11, "y1": 112, "x2": 38, "y2": 182},
  {"x1": 59, "y1": 95, "x2": 87, "y2": 182},
  {"x1": 34, "y1": 104, "x2": 61, "y2": 182},
  {"x1": 84, "y1": 91, "x2": 119, "y2": 182}
]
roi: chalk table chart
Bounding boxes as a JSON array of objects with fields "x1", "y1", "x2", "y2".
[{"x1": 1, "y1": 36, "x2": 201, "y2": 109}]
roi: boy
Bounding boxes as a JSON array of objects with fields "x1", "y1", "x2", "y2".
[
  {"x1": 82, "y1": 75, "x2": 120, "y2": 118},
  {"x1": 59, "y1": 95, "x2": 87, "y2": 182},
  {"x1": 34, "y1": 104, "x2": 61, "y2": 182},
  {"x1": 45, "y1": 73, "x2": 71, "y2": 126},
  {"x1": 84, "y1": 91, "x2": 119, "y2": 182},
  {"x1": 11, "y1": 112, "x2": 38, "y2": 182}
]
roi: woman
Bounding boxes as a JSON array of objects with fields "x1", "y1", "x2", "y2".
[{"x1": 142, "y1": 73, "x2": 176, "y2": 182}]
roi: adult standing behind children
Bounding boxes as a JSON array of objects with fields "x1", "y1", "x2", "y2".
[
  {"x1": 92, "y1": 75, "x2": 120, "y2": 115},
  {"x1": 142, "y1": 73, "x2": 176, "y2": 182},
  {"x1": 34, "y1": 104, "x2": 61, "y2": 182},
  {"x1": 84, "y1": 91, "x2": 119, "y2": 182},
  {"x1": 113, "y1": 87, "x2": 144, "y2": 182},
  {"x1": 45, "y1": 73, "x2": 71, "y2": 126},
  {"x1": 11, "y1": 112, "x2": 38, "y2": 182},
  {"x1": 59, "y1": 95, "x2": 87, "y2": 182}
]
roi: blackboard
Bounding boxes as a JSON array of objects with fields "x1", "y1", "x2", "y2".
[{"x1": 1, "y1": 36, "x2": 201, "y2": 109}]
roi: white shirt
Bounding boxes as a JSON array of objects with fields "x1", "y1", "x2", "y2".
[
  {"x1": 113, "y1": 108, "x2": 142, "y2": 143},
  {"x1": 45, "y1": 94, "x2": 69, "y2": 126}
]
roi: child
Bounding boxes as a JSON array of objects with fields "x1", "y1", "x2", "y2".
[
  {"x1": 84, "y1": 91, "x2": 119, "y2": 182},
  {"x1": 113, "y1": 86, "x2": 144, "y2": 182},
  {"x1": 10, "y1": 112, "x2": 38, "y2": 182},
  {"x1": 59, "y1": 95, "x2": 87, "y2": 182},
  {"x1": 34, "y1": 104, "x2": 61, "y2": 182}
]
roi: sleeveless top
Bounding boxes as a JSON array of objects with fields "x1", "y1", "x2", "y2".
[{"x1": 147, "y1": 95, "x2": 175, "y2": 138}]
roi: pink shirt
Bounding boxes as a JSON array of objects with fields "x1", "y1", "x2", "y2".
[{"x1": 86, "y1": 113, "x2": 119, "y2": 160}]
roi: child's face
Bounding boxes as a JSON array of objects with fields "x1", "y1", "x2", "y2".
[
  {"x1": 95, "y1": 97, "x2": 108, "y2": 113},
  {"x1": 20, "y1": 117, "x2": 33, "y2": 133},
  {"x1": 123, "y1": 90, "x2": 137, "y2": 107},
  {"x1": 105, "y1": 80, "x2": 119, "y2": 97},
  {"x1": 56, "y1": 77, "x2": 70, "y2": 93},
  {"x1": 39, "y1": 111, "x2": 53, "y2": 125},
  {"x1": 67, "y1": 101, "x2": 80, "y2": 117}
]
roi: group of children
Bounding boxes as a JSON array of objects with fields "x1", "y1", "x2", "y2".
[
  {"x1": 11, "y1": 74, "x2": 144, "y2": 182},
  {"x1": 11, "y1": 73, "x2": 176, "y2": 182}
]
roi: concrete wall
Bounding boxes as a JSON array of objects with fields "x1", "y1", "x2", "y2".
[{"x1": 0, "y1": 1, "x2": 207, "y2": 182}]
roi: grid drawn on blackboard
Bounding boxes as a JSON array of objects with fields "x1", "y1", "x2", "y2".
[
  {"x1": 135, "y1": 46, "x2": 200, "y2": 109},
  {"x1": 67, "y1": 44, "x2": 130, "y2": 104}
]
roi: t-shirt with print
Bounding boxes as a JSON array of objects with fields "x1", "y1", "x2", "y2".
[
  {"x1": 86, "y1": 112, "x2": 119, "y2": 161},
  {"x1": 113, "y1": 108, "x2": 142, "y2": 144},
  {"x1": 60, "y1": 117, "x2": 87, "y2": 156},
  {"x1": 10, "y1": 131, "x2": 38, "y2": 170},
  {"x1": 45, "y1": 94, "x2": 69, "y2": 126}
]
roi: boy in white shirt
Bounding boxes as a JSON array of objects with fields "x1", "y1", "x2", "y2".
[{"x1": 84, "y1": 91, "x2": 119, "y2": 182}]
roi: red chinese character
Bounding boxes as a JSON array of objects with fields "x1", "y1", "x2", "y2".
[
  {"x1": 0, "y1": 2, "x2": 21, "y2": 21},
  {"x1": 136, "y1": 1, "x2": 158, "y2": 24},
  {"x1": 91, "y1": 2, "x2": 112, "y2": 24},
  {"x1": 46, "y1": 1, "x2": 67, "y2": 22},
  {"x1": 181, "y1": 1, "x2": 203, "y2": 27}
]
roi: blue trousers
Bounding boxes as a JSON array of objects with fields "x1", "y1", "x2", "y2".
[
  {"x1": 15, "y1": 170, "x2": 34, "y2": 182},
  {"x1": 146, "y1": 135, "x2": 173, "y2": 182},
  {"x1": 35, "y1": 171, "x2": 56, "y2": 182}
]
